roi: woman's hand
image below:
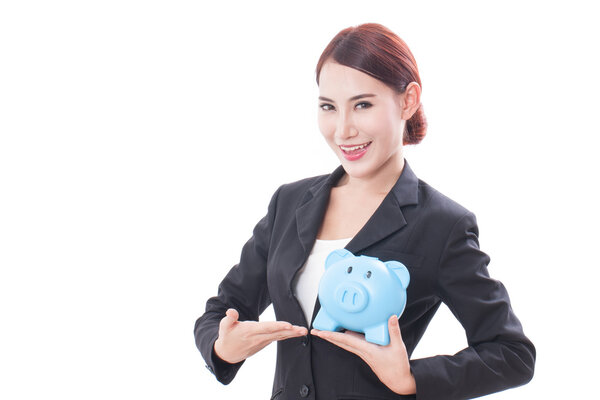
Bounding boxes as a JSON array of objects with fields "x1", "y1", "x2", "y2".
[
  {"x1": 214, "y1": 308, "x2": 308, "y2": 364},
  {"x1": 311, "y1": 315, "x2": 416, "y2": 395}
]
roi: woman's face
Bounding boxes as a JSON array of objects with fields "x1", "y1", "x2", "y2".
[{"x1": 318, "y1": 61, "x2": 408, "y2": 182}]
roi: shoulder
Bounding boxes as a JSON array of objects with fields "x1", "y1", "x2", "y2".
[
  {"x1": 272, "y1": 172, "x2": 330, "y2": 205},
  {"x1": 416, "y1": 177, "x2": 475, "y2": 228},
  {"x1": 409, "y1": 179, "x2": 482, "y2": 270},
  {"x1": 280, "y1": 172, "x2": 329, "y2": 194}
]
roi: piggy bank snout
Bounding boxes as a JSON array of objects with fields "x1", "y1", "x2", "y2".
[{"x1": 335, "y1": 282, "x2": 369, "y2": 313}]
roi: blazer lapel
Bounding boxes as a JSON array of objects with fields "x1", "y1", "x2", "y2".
[
  {"x1": 297, "y1": 160, "x2": 419, "y2": 254},
  {"x1": 294, "y1": 160, "x2": 420, "y2": 327},
  {"x1": 295, "y1": 164, "x2": 346, "y2": 255},
  {"x1": 346, "y1": 160, "x2": 419, "y2": 254}
]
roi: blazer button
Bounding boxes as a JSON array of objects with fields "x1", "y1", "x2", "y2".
[
  {"x1": 299, "y1": 384, "x2": 309, "y2": 397},
  {"x1": 301, "y1": 336, "x2": 308, "y2": 346}
]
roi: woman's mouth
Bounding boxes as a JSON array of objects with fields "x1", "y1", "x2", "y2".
[{"x1": 339, "y1": 141, "x2": 372, "y2": 161}]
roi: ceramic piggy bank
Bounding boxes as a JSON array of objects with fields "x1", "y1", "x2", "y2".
[{"x1": 313, "y1": 248, "x2": 410, "y2": 345}]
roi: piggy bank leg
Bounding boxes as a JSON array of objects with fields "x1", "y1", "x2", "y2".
[
  {"x1": 364, "y1": 323, "x2": 390, "y2": 346},
  {"x1": 312, "y1": 309, "x2": 341, "y2": 332}
]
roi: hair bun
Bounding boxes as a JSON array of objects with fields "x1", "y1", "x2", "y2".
[{"x1": 404, "y1": 103, "x2": 427, "y2": 145}]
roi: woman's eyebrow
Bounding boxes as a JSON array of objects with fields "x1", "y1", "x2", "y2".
[{"x1": 318, "y1": 93, "x2": 377, "y2": 103}]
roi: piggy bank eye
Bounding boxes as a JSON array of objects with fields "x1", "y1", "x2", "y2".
[
  {"x1": 366, "y1": 271, "x2": 372, "y2": 279},
  {"x1": 347, "y1": 266, "x2": 353, "y2": 274}
]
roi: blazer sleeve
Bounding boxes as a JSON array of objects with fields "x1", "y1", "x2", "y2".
[
  {"x1": 193, "y1": 184, "x2": 282, "y2": 385},
  {"x1": 409, "y1": 211, "x2": 536, "y2": 400}
]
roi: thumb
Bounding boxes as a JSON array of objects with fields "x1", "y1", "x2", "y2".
[
  {"x1": 388, "y1": 315, "x2": 404, "y2": 346},
  {"x1": 220, "y1": 308, "x2": 239, "y2": 332}
]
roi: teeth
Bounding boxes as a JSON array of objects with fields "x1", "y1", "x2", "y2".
[{"x1": 341, "y1": 142, "x2": 370, "y2": 151}]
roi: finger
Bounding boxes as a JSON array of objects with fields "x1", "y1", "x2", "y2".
[
  {"x1": 252, "y1": 320, "x2": 295, "y2": 334},
  {"x1": 226, "y1": 308, "x2": 239, "y2": 321},
  {"x1": 312, "y1": 329, "x2": 370, "y2": 356},
  {"x1": 219, "y1": 308, "x2": 239, "y2": 332},
  {"x1": 296, "y1": 326, "x2": 309, "y2": 336},
  {"x1": 388, "y1": 314, "x2": 404, "y2": 346},
  {"x1": 239, "y1": 320, "x2": 307, "y2": 338},
  {"x1": 258, "y1": 325, "x2": 308, "y2": 340},
  {"x1": 246, "y1": 325, "x2": 307, "y2": 347},
  {"x1": 344, "y1": 330, "x2": 365, "y2": 340},
  {"x1": 313, "y1": 330, "x2": 367, "y2": 358},
  {"x1": 269, "y1": 329, "x2": 309, "y2": 342}
]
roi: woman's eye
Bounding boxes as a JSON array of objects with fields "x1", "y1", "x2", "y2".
[
  {"x1": 319, "y1": 102, "x2": 371, "y2": 111},
  {"x1": 319, "y1": 103, "x2": 334, "y2": 111}
]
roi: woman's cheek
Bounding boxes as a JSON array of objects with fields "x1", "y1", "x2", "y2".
[{"x1": 318, "y1": 116, "x2": 335, "y2": 142}]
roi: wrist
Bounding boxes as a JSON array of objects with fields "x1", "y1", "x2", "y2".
[{"x1": 213, "y1": 338, "x2": 234, "y2": 365}]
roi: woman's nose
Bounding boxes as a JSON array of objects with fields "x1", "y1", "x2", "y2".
[{"x1": 335, "y1": 114, "x2": 358, "y2": 140}]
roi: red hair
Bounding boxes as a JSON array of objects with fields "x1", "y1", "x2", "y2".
[{"x1": 315, "y1": 23, "x2": 427, "y2": 145}]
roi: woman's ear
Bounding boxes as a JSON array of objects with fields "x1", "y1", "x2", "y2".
[{"x1": 398, "y1": 82, "x2": 421, "y2": 120}]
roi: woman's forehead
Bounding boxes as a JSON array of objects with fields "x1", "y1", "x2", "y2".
[{"x1": 319, "y1": 62, "x2": 393, "y2": 99}]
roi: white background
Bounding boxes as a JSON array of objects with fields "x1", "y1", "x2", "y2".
[{"x1": 1, "y1": 1, "x2": 598, "y2": 399}]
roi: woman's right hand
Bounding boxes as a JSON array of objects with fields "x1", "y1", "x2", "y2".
[{"x1": 213, "y1": 308, "x2": 308, "y2": 364}]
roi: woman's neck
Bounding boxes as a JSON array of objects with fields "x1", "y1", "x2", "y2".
[{"x1": 337, "y1": 155, "x2": 405, "y2": 196}]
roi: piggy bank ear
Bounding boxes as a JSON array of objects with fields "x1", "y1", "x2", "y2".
[
  {"x1": 385, "y1": 261, "x2": 410, "y2": 288},
  {"x1": 325, "y1": 249, "x2": 354, "y2": 270}
]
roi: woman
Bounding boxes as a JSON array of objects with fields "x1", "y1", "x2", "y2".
[{"x1": 194, "y1": 23, "x2": 535, "y2": 400}]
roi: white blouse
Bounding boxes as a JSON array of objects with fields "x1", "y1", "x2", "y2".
[{"x1": 291, "y1": 237, "x2": 353, "y2": 326}]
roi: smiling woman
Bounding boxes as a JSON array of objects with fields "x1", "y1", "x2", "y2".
[
  {"x1": 194, "y1": 22, "x2": 535, "y2": 400},
  {"x1": 317, "y1": 61, "x2": 416, "y2": 184},
  {"x1": 315, "y1": 24, "x2": 427, "y2": 147}
]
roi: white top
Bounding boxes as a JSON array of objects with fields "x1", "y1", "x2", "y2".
[{"x1": 292, "y1": 237, "x2": 353, "y2": 326}]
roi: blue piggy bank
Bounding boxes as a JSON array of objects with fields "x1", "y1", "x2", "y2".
[{"x1": 313, "y1": 248, "x2": 410, "y2": 346}]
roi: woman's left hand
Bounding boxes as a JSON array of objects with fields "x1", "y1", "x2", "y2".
[{"x1": 311, "y1": 315, "x2": 416, "y2": 396}]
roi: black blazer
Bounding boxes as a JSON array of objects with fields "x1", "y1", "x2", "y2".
[{"x1": 194, "y1": 160, "x2": 535, "y2": 400}]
